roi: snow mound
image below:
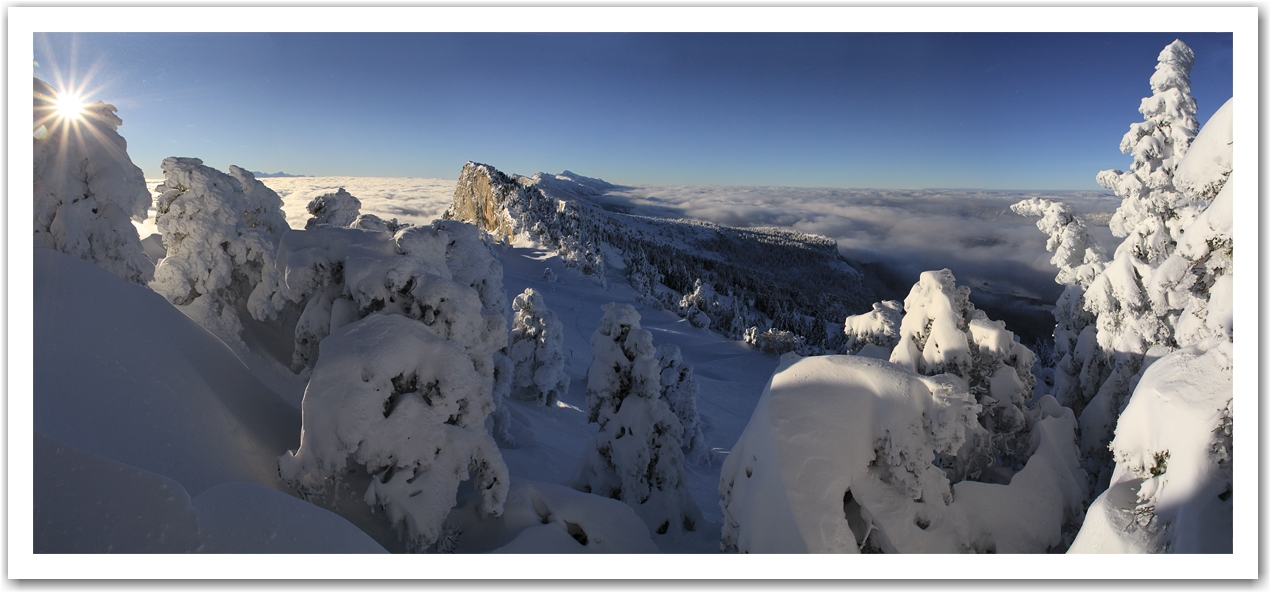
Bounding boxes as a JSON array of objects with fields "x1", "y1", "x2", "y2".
[
  {"x1": 1174, "y1": 98, "x2": 1233, "y2": 202},
  {"x1": 34, "y1": 248, "x2": 300, "y2": 497},
  {"x1": 35, "y1": 433, "x2": 385, "y2": 553},
  {"x1": 719, "y1": 354, "x2": 1083, "y2": 553},
  {"x1": 1070, "y1": 338, "x2": 1232, "y2": 553},
  {"x1": 441, "y1": 480, "x2": 659, "y2": 554}
]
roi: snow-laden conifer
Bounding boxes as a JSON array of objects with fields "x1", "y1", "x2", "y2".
[
  {"x1": 842, "y1": 300, "x2": 903, "y2": 355},
  {"x1": 277, "y1": 313, "x2": 509, "y2": 551},
  {"x1": 888, "y1": 269, "x2": 1038, "y2": 478},
  {"x1": 33, "y1": 78, "x2": 153, "y2": 285},
  {"x1": 656, "y1": 345, "x2": 711, "y2": 465},
  {"x1": 150, "y1": 157, "x2": 290, "y2": 346},
  {"x1": 1010, "y1": 197, "x2": 1106, "y2": 412},
  {"x1": 508, "y1": 288, "x2": 570, "y2": 405},
  {"x1": 569, "y1": 303, "x2": 703, "y2": 539}
]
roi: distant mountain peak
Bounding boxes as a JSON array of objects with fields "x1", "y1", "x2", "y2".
[{"x1": 251, "y1": 171, "x2": 307, "y2": 178}]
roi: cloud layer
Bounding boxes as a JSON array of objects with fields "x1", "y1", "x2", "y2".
[{"x1": 139, "y1": 174, "x2": 1122, "y2": 344}]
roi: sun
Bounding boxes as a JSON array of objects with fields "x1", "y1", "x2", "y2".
[{"x1": 53, "y1": 92, "x2": 85, "y2": 120}]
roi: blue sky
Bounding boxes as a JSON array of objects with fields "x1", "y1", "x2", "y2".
[{"x1": 34, "y1": 32, "x2": 1233, "y2": 190}]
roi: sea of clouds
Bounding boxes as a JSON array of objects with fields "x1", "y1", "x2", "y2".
[{"x1": 140, "y1": 173, "x2": 1123, "y2": 344}]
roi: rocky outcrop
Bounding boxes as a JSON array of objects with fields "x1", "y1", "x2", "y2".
[
  {"x1": 448, "y1": 162, "x2": 520, "y2": 241},
  {"x1": 445, "y1": 161, "x2": 875, "y2": 353}
]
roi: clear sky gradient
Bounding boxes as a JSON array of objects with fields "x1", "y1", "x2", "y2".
[{"x1": 34, "y1": 32, "x2": 1233, "y2": 190}]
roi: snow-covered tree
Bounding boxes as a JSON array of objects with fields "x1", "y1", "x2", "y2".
[
  {"x1": 744, "y1": 326, "x2": 805, "y2": 356},
  {"x1": 1014, "y1": 41, "x2": 1230, "y2": 490},
  {"x1": 888, "y1": 269, "x2": 1038, "y2": 479},
  {"x1": 569, "y1": 303, "x2": 703, "y2": 540},
  {"x1": 1010, "y1": 197, "x2": 1106, "y2": 412},
  {"x1": 33, "y1": 78, "x2": 153, "y2": 285},
  {"x1": 678, "y1": 279, "x2": 713, "y2": 328},
  {"x1": 277, "y1": 313, "x2": 509, "y2": 551},
  {"x1": 508, "y1": 288, "x2": 570, "y2": 405},
  {"x1": 842, "y1": 300, "x2": 903, "y2": 355},
  {"x1": 150, "y1": 157, "x2": 290, "y2": 345},
  {"x1": 655, "y1": 344, "x2": 711, "y2": 465},
  {"x1": 305, "y1": 187, "x2": 363, "y2": 229}
]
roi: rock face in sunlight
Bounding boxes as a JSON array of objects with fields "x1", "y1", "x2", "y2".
[
  {"x1": 445, "y1": 161, "x2": 875, "y2": 353},
  {"x1": 32, "y1": 77, "x2": 153, "y2": 285},
  {"x1": 719, "y1": 354, "x2": 1083, "y2": 554}
]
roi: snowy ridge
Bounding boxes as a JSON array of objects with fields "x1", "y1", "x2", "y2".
[{"x1": 446, "y1": 162, "x2": 875, "y2": 353}]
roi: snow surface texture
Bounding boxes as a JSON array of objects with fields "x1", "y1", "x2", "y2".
[
  {"x1": 33, "y1": 78, "x2": 153, "y2": 285},
  {"x1": 444, "y1": 480, "x2": 659, "y2": 553},
  {"x1": 719, "y1": 355, "x2": 1083, "y2": 553},
  {"x1": 277, "y1": 313, "x2": 510, "y2": 551},
  {"x1": 569, "y1": 303, "x2": 705, "y2": 544},
  {"x1": 508, "y1": 288, "x2": 571, "y2": 405},
  {"x1": 33, "y1": 248, "x2": 382, "y2": 553}
]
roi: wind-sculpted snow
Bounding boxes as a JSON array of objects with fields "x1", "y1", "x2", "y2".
[
  {"x1": 719, "y1": 354, "x2": 1083, "y2": 553},
  {"x1": 33, "y1": 78, "x2": 154, "y2": 285}
]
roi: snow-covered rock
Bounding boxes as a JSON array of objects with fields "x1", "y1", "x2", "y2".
[
  {"x1": 305, "y1": 187, "x2": 363, "y2": 230},
  {"x1": 33, "y1": 78, "x2": 153, "y2": 285}
]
